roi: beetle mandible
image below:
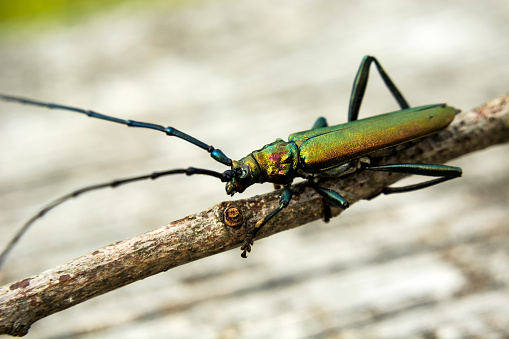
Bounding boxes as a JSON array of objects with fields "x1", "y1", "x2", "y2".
[{"x1": 0, "y1": 55, "x2": 462, "y2": 264}]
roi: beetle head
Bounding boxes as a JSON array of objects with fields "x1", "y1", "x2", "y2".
[{"x1": 225, "y1": 154, "x2": 261, "y2": 195}]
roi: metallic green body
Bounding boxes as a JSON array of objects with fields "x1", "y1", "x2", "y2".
[
  {"x1": 291, "y1": 104, "x2": 456, "y2": 173},
  {"x1": 226, "y1": 104, "x2": 456, "y2": 194}
]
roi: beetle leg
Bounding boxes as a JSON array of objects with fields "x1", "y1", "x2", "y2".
[
  {"x1": 322, "y1": 202, "x2": 332, "y2": 223},
  {"x1": 308, "y1": 181, "x2": 349, "y2": 222},
  {"x1": 365, "y1": 163, "x2": 462, "y2": 195},
  {"x1": 348, "y1": 56, "x2": 410, "y2": 122},
  {"x1": 241, "y1": 186, "x2": 292, "y2": 258},
  {"x1": 312, "y1": 116, "x2": 328, "y2": 129},
  {"x1": 310, "y1": 183, "x2": 350, "y2": 209},
  {"x1": 356, "y1": 156, "x2": 371, "y2": 169}
]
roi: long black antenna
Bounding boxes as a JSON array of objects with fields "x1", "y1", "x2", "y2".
[
  {"x1": 0, "y1": 167, "x2": 234, "y2": 269},
  {"x1": 0, "y1": 93, "x2": 232, "y2": 166}
]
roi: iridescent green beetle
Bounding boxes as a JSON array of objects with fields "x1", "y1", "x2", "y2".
[{"x1": 0, "y1": 56, "x2": 462, "y2": 264}]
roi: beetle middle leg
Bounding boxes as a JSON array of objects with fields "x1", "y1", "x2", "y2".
[
  {"x1": 241, "y1": 186, "x2": 292, "y2": 258},
  {"x1": 308, "y1": 181, "x2": 350, "y2": 222},
  {"x1": 309, "y1": 157, "x2": 369, "y2": 221}
]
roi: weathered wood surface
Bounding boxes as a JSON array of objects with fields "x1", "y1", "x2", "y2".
[{"x1": 1, "y1": 1, "x2": 509, "y2": 338}]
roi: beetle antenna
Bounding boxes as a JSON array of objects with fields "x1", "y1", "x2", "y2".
[
  {"x1": 0, "y1": 93, "x2": 232, "y2": 166},
  {"x1": 0, "y1": 167, "x2": 233, "y2": 269}
]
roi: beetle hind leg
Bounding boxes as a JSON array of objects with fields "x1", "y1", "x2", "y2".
[{"x1": 365, "y1": 163, "x2": 462, "y2": 196}]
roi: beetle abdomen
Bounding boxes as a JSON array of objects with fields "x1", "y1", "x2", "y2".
[{"x1": 296, "y1": 104, "x2": 457, "y2": 173}]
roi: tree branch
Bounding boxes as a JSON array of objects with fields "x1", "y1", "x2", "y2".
[{"x1": 1, "y1": 93, "x2": 509, "y2": 337}]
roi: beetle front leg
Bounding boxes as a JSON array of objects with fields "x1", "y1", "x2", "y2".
[{"x1": 241, "y1": 186, "x2": 293, "y2": 258}]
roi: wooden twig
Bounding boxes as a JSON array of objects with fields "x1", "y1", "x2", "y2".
[{"x1": 1, "y1": 93, "x2": 508, "y2": 337}]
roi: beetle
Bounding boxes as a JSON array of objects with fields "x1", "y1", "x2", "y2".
[{"x1": 0, "y1": 55, "x2": 462, "y2": 264}]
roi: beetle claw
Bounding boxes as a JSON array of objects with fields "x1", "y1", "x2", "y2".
[{"x1": 240, "y1": 236, "x2": 253, "y2": 258}]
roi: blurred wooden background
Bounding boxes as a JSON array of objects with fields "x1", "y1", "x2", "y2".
[{"x1": 0, "y1": 1, "x2": 508, "y2": 338}]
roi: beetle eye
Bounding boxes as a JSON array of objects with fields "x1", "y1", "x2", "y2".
[{"x1": 238, "y1": 166, "x2": 250, "y2": 180}]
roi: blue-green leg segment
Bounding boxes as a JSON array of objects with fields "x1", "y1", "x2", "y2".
[
  {"x1": 309, "y1": 182, "x2": 350, "y2": 222},
  {"x1": 312, "y1": 116, "x2": 328, "y2": 129},
  {"x1": 366, "y1": 163, "x2": 462, "y2": 195},
  {"x1": 348, "y1": 56, "x2": 410, "y2": 122},
  {"x1": 241, "y1": 186, "x2": 292, "y2": 258}
]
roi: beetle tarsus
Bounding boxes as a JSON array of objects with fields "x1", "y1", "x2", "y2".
[
  {"x1": 240, "y1": 186, "x2": 292, "y2": 258},
  {"x1": 240, "y1": 236, "x2": 253, "y2": 258}
]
